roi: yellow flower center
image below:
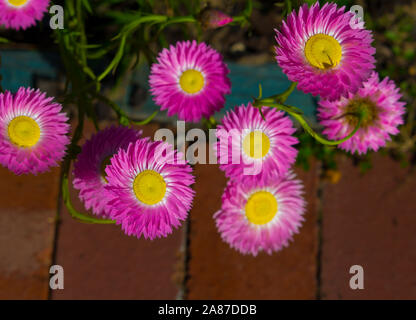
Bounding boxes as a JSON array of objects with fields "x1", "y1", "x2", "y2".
[
  {"x1": 245, "y1": 191, "x2": 278, "y2": 225},
  {"x1": 179, "y1": 69, "x2": 205, "y2": 94},
  {"x1": 100, "y1": 155, "x2": 113, "y2": 183},
  {"x1": 133, "y1": 170, "x2": 167, "y2": 205},
  {"x1": 7, "y1": 0, "x2": 29, "y2": 7},
  {"x1": 304, "y1": 34, "x2": 342, "y2": 70},
  {"x1": 242, "y1": 131, "x2": 270, "y2": 159},
  {"x1": 8, "y1": 116, "x2": 41, "y2": 148}
]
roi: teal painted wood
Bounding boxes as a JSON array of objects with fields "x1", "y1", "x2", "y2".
[
  {"x1": 1, "y1": 50, "x2": 60, "y2": 92},
  {"x1": 128, "y1": 62, "x2": 317, "y2": 123},
  {"x1": 0, "y1": 49, "x2": 317, "y2": 123}
]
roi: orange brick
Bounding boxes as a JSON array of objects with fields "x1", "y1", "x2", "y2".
[
  {"x1": 187, "y1": 160, "x2": 319, "y2": 299},
  {"x1": 321, "y1": 154, "x2": 416, "y2": 299},
  {"x1": 0, "y1": 166, "x2": 60, "y2": 299},
  {"x1": 52, "y1": 121, "x2": 186, "y2": 299}
]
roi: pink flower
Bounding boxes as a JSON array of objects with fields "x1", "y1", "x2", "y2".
[
  {"x1": 0, "y1": 0, "x2": 50, "y2": 30},
  {"x1": 0, "y1": 87, "x2": 70, "y2": 175},
  {"x1": 105, "y1": 138, "x2": 195, "y2": 239},
  {"x1": 214, "y1": 172, "x2": 306, "y2": 256},
  {"x1": 73, "y1": 126, "x2": 142, "y2": 218},
  {"x1": 318, "y1": 72, "x2": 406, "y2": 155},
  {"x1": 216, "y1": 103, "x2": 298, "y2": 180},
  {"x1": 275, "y1": 2, "x2": 376, "y2": 101},
  {"x1": 149, "y1": 40, "x2": 231, "y2": 122}
]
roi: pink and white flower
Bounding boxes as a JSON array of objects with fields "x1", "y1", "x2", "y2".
[
  {"x1": 214, "y1": 172, "x2": 306, "y2": 256},
  {"x1": 0, "y1": 87, "x2": 70, "y2": 175},
  {"x1": 275, "y1": 2, "x2": 376, "y2": 101},
  {"x1": 0, "y1": 0, "x2": 50, "y2": 30},
  {"x1": 216, "y1": 103, "x2": 298, "y2": 180},
  {"x1": 149, "y1": 40, "x2": 231, "y2": 122},
  {"x1": 318, "y1": 72, "x2": 406, "y2": 154},
  {"x1": 105, "y1": 138, "x2": 195, "y2": 239},
  {"x1": 73, "y1": 126, "x2": 141, "y2": 218}
]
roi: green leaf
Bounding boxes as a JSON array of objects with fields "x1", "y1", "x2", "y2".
[{"x1": 81, "y1": 0, "x2": 92, "y2": 14}]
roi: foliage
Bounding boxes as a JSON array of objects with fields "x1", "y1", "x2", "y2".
[{"x1": 0, "y1": 0, "x2": 413, "y2": 219}]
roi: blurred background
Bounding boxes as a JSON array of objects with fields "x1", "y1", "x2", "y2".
[{"x1": 0, "y1": 0, "x2": 415, "y2": 299}]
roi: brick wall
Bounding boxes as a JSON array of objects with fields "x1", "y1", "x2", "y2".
[{"x1": 1, "y1": 122, "x2": 415, "y2": 299}]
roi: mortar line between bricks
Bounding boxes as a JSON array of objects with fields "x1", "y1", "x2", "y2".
[
  {"x1": 315, "y1": 161, "x2": 324, "y2": 300},
  {"x1": 175, "y1": 135, "x2": 192, "y2": 300},
  {"x1": 177, "y1": 210, "x2": 191, "y2": 300},
  {"x1": 47, "y1": 165, "x2": 65, "y2": 300}
]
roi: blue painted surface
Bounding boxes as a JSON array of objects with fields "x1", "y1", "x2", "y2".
[
  {"x1": 1, "y1": 50, "x2": 60, "y2": 92},
  {"x1": 0, "y1": 49, "x2": 317, "y2": 122},
  {"x1": 129, "y1": 62, "x2": 317, "y2": 122}
]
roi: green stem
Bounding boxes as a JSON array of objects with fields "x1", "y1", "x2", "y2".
[
  {"x1": 231, "y1": 16, "x2": 246, "y2": 23},
  {"x1": 59, "y1": 105, "x2": 114, "y2": 225},
  {"x1": 94, "y1": 92, "x2": 158, "y2": 127},
  {"x1": 131, "y1": 111, "x2": 159, "y2": 126},
  {"x1": 76, "y1": 0, "x2": 87, "y2": 65},
  {"x1": 289, "y1": 107, "x2": 362, "y2": 146},
  {"x1": 62, "y1": 175, "x2": 115, "y2": 224},
  {"x1": 253, "y1": 82, "x2": 362, "y2": 146},
  {"x1": 277, "y1": 82, "x2": 297, "y2": 103},
  {"x1": 93, "y1": 92, "x2": 129, "y2": 125},
  {"x1": 256, "y1": 82, "x2": 297, "y2": 104},
  {"x1": 97, "y1": 34, "x2": 127, "y2": 82},
  {"x1": 253, "y1": 100, "x2": 362, "y2": 146},
  {"x1": 164, "y1": 16, "x2": 197, "y2": 26},
  {"x1": 98, "y1": 14, "x2": 200, "y2": 82}
]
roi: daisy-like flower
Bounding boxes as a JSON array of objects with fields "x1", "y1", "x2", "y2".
[
  {"x1": 0, "y1": 87, "x2": 70, "y2": 175},
  {"x1": 216, "y1": 103, "x2": 298, "y2": 180},
  {"x1": 0, "y1": 0, "x2": 50, "y2": 30},
  {"x1": 275, "y1": 2, "x2": 376, "y2": 101},
  {"x1": 214, "y1": 172, "x2": 306, "y2": 256},
  {"x1": 105, "y1": 138, "x2": 195, "y2": 239},
  {"x1": 317, "y1": 72, "x2": 406, "y2": 155},
  {"x1": 149, "y1": 40, "x2": 231, "y2": 122},
  {"x1": 73, "y1": 126, "x2": 142, "y2": 218}
]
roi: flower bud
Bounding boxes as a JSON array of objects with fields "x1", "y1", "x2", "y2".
[{"x1": 200, "y1": 9, "x2": 233, "y2": 29}]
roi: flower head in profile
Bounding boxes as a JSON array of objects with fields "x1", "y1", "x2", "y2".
[
  {"x1": 0, "y1": 87, "x2": 70, "y2": 175},
  {"x1": 214, "y1": 172, "x2": 306, "y2": 256},
  {"x1": 0, "y1": 0, "x2": 50, "y2": 30},
  {"x1": 73, "y1": 126, "x2": 141, "y2": 218},
  {"x1": 216, "y1": 103, "x2": 298, "y2": 180},
  {"x1": 275, "y1": 2, "x2": 375, "y2": 101},
  {"x1": 149, "y1": 40, "x2": 231, "y2": 122},
  {"x1": 317, "y1": 72, "x2": 406, "y2": 155},
  {"x1": 105, "y1": 138, "x2": 195, "y2": 240}
]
